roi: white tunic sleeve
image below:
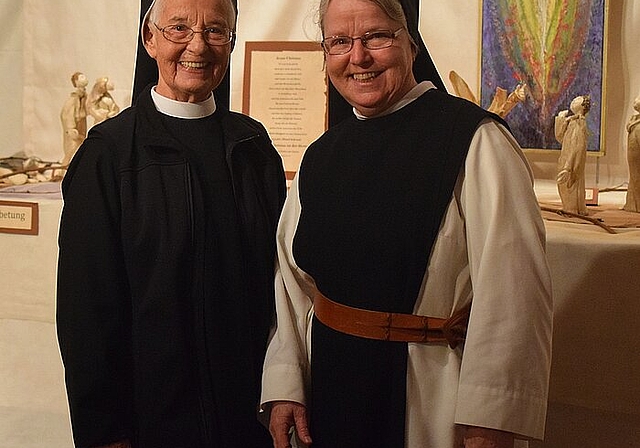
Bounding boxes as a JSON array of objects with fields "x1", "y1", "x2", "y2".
[
  {"x1": 454, "y1": 120, "x2": 553, "y2": 438},
  {"x1": 405, "y1": 120, "x2": 552, "y2": 447},
  {"x1": 260, "y1": 174, "x2": 314, "y2": 408}
]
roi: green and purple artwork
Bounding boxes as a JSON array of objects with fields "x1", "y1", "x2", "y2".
[{"x1": 481, "y1": 0, "x2": 607, "y2": 151}]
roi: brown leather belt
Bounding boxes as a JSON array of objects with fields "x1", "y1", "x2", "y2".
[{"x1": 313, "y1": 292, "x2": 470, "y2": 349}]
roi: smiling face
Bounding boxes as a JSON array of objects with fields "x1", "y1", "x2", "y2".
[
  {"x1": 322, "y1": 0, "x2": 417, "y2": 117},
  {"x1": 143, "y1": 0, "x2": 235, "y2": 102}
]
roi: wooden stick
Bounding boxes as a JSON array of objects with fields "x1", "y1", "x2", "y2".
[
  {"x1": 540, "y1": 206, "x2": 617, "y2": 234},
  {"x1": 0, "y1": 165, "x2": 67, "y2": 180}
]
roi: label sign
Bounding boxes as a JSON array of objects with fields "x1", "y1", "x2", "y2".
[{"x1": 0, "y1": 200, "x2": 39, "y2": 235}]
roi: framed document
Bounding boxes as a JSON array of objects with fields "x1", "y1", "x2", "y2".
[
  {"x1": 480, "y1": 0, "x2": 609, "y2": 153},
  {"x1": 0, "y1": 200, "x2": 39, "y2": 235},
  {"x1": 243, "y1": 41, "x2": 327, "y2": 179}
]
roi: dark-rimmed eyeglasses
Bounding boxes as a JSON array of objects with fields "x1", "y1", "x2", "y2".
[
  {"x1": 321, "y1": 28, "x2": 404, "y2": 55},
  {"x1": 154, "y1": 23, "x2": 235, "y2": 46}
]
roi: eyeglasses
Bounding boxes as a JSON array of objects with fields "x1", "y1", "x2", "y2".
[
  {"x1": 154, "y1": 23, "x2": 235, "y2": 46},
  {"x1": 321, "y1": 28, "x2": 404, "y2": 55}
]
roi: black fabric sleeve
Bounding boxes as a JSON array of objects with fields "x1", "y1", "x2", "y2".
[{"x1": 56, "y1": 133, "x2": 134, "y2": 447}]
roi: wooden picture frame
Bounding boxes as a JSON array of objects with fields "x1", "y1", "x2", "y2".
[
  {"x1": 243, "y1": 41, "x2": 327, "y2": 180},
  {"x1": 480, "y1": 0, "x2": 609, "y2": 153}
]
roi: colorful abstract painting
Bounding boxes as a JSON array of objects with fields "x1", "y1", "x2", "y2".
[{"x1": 481, "y1": 0, "x2": 607, "y2": 151}]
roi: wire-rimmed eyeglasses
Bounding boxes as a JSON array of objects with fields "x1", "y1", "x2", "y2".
[
  {"x1": 321, "y1": 28, "x2": 404, "y2": 55},
  {"x1": 154, "y1": 23, "x2": 235, "y2": 46}
]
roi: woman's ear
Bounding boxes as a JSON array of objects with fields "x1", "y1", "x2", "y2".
[
  {"x1": 410, "y1": 40, "x2": 418, "y2": 61},
  {"x1": 142, "y1": 22, "x2": 157, "y2": 59}
]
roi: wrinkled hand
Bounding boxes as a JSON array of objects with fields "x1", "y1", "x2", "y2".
[
  {"x1": 269, "y1": 401, "x2": 312, "y2": 448},
  {"x1": 463, "y1": 426, "x2": 514, "y2": 448}
]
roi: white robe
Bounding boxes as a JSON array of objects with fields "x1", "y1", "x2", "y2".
[{"x1": 261, "y1": 102, "x2": 553, "y2": 447}]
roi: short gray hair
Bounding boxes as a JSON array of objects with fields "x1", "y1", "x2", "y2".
[
  {"x1": 318, "y1": 0, "x2": 411, "y2": 40},
  {"x1": 147, "y1": 0, "x2": 237, "y2": 28}
]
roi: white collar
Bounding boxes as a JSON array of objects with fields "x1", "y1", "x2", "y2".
[
  {"x1": 151, "y1": 87, "x2": 217, "y2": 119},
  {"x1": 354, "y1": 81, "x2": 436, "y2": 120}
]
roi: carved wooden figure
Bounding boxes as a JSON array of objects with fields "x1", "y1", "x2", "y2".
[
  {"x1": 448, "y1": 70, "x2": 526, "y2": 118},
  {"x1": 555, "y1": 95, "x2": 590, "y2": 215},
  {"x1": 87, "y1": 77, "x2": 120, "y2": 125},
  {"x1": 60, "y1": 72, "x2": 88, "y2": 168},
  {"x1": 624, "y1": 94, "x2": 640, "y2": 212}
]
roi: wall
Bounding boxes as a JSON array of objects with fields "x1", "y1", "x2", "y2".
[
  {"x1": 0, "y1": 0, "x2": 23, "y2": 157},
  {"x1": 4, "y1": 1, "x2": 640, "y2": 187}
]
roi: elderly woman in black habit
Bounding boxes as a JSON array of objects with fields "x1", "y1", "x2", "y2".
[{"x1": 56, "y1": 0, "x2": 285, "y2": 447}]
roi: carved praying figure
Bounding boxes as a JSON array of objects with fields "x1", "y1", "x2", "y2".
[
  {"x1": 60, "y1": 72, "x2": 88, "y2": 168},
  {"x1": 448, "y1": 70, "x2": 526, "y2": 118},
  {"x1": 87, "y1": 77, "x2": 120, "y2": 125},
  {"x1": 555, "y1": 95, "x2": 591, "y2": 215},
  {"x1": 624, "y1": 93, "x2": 640, "y2": 212}
]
